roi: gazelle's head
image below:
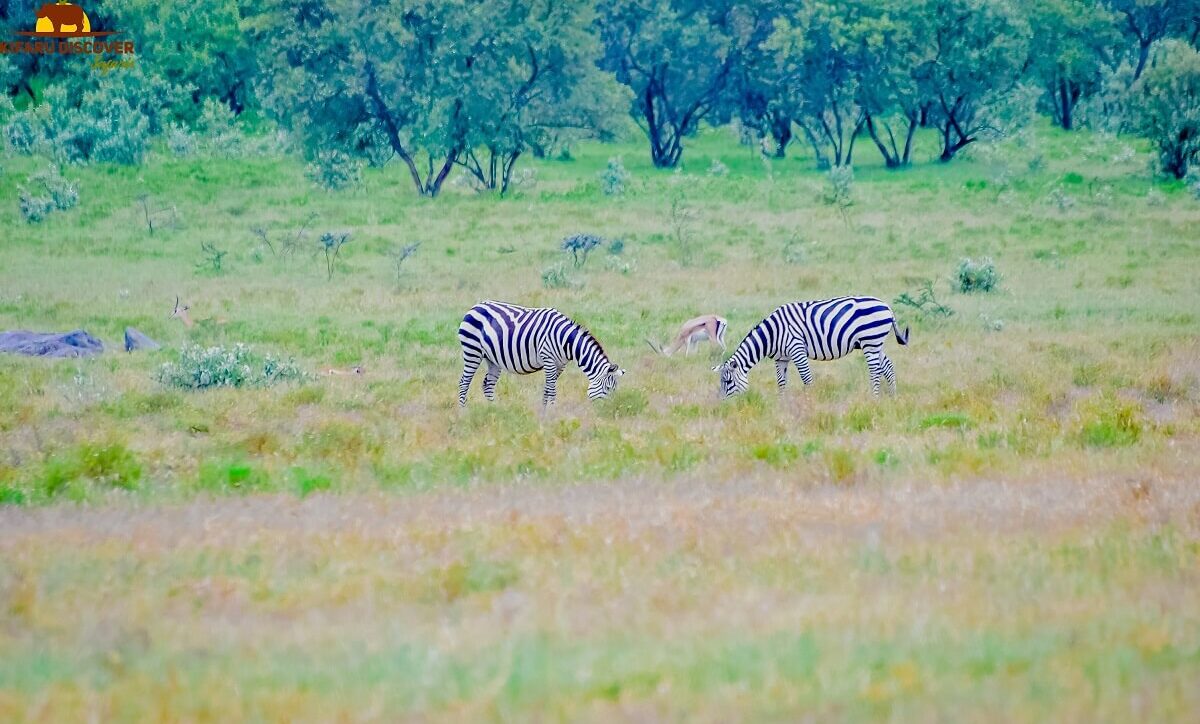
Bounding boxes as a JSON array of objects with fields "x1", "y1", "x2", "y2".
[
  {"x1": 587, "y1": 364, "x2": 625, "y2": 400},
  {"x1": 713, "y1": 359, "x2": 748, "y2": 399},
  {"x1": 169, "y1": 296, "x2": 193, "y2": 327}
]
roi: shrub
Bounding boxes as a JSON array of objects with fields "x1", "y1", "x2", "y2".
[
  {"x1": 541, "y1": 262, "x2": 578, "y2": 289},
  {"x1": 18, "y1": 165, "x2": 78, "y2": 223},
  {"x1": 894, "y1": 281, "x2": 954, "y2": 319},
  {"x1": 306, "y1": 150, "x2": 363, "y2": 191},
  {"x1": 165, "y1": 123, "x2": 196, "y2": 157},
  {"x1": 824, "y1": 165, "x2": 854, "y2": 224},
  {"x1": 156, "y1": 343, "x2": 306, "y2": 390},
  {"x1": 18, "y1": 191, "x2": 55, "y2": 224},
  {"x1": 1078, "y1": 397, "x2": 1143, "y2": 448},
  {"x1": 561, "y1": 233, "x2": 605, "y2": 268},
  {"x1": 956, "y1": 257, "x2": 1000, "y2": 293},
  {"x1": 28, "y1": 442, "x2": 142, "y2": 500},
  {"x1": 599, "y1": 156, "x2": 631, "y2": 196},
  {"x1": 1129, "y1": 40, "x2": 1200, "y2": 179},
  {"x1": 707, "y1": 159, "x2": 729, "y2": 177}
]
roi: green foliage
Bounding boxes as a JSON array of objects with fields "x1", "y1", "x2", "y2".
[
  {"x1": 156, "y1": 344, "x2": 306, "y2": 391},
  {"x1": 956, "y1": 257, "x2": 1001, "y2": 293},
  {"x1": 1078, "y1": 397, "x2": 1143, "y2": 448},
  {"x1": 306, "y1": 150, "x2": 363, "y2": 191},
  {"x1": 318, "y1": 231, "x2": 353, "y2": 280},
  {"x1": 599, "y1": 156, "x2": 632, "y2": 196},
  {"x1": 25, "y1": 442, "x2": 143, "y2": 501},
  {"x1": 292, "y1": 467, "x2": 334, "y2": 498},
  {"x1": 824, "y1": 165, "x2": 854, "y2": 223},
  {"x1": 1129, "y1": 41, "x2": 1200, "y2": 179},
  {"x1": 597, "y1": 0, "x2": 751, "y2": 167},
  {"x1": 196, "y1": 460, "x2": 270, "y2": 493},
  {"x1": 17, "y1": 165, "x2": 78, "y2": 224},
  {"x1": 561, "y1": 233, "x2": 605, "y2": 268},
  {"x1": 261, "y1": 0, "x2": 624, "y2": 196},
  {"x1": 541, "y1": 262, "x2": 578, "y2": 289},
  {"x1": 894, "y1": 281, "x2": 954, "y2": 319}
]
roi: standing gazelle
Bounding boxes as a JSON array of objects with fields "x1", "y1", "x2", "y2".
[
  {"x1": 458, "y1": 301, "x2": 625, "y2": 407},
  {"x1": 714, "y1": 296, "x2": 909, "y2": 398}
]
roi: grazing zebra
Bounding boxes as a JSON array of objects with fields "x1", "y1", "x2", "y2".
[
  {"x1": 458, "y1": 301, "x2": 625, "y2": 407},
  {"x1": 714, "y1": 296, "x2": 909, "y2": 398}
]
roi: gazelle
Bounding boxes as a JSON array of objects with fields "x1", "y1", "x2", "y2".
[
  {"x1": 169, "y1": 296, "x2": 227, "y2": 329},
  {"x1": 324, "y1": 366, "x2": 365, "y2": 376},
  {"x1": 647, "y1": 314, "x2": 728, "y2": 356}
]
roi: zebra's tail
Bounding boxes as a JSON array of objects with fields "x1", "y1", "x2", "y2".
[{"x1": 893, "y1": 321, "x2": 910, "y2": 346}]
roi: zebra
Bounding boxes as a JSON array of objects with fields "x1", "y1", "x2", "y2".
[
  {"x1": 714, "y1": 296, "x2": 909, "y2": 398},
  {"x1": 458, "y1": 301, "x2": 625, "y2": 407}
]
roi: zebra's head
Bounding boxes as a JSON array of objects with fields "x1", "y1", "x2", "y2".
[
  {"x1": 713, "y1": 359, "x2": 748, "y2": 398},
  {"x1": 587, "y1": 363, "x2": 625, "y2": 400}
]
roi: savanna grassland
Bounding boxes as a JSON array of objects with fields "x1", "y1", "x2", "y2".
[{"x1": 1, "y1": 125, "x2": 1199, "y2": 720}]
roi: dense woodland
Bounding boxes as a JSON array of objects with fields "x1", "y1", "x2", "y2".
[{"x1": 2, "y1": 0, "x2": 1200, "y2": 194}]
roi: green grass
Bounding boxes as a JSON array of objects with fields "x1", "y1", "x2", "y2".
[{"x1": 0, "y1": 121, "x2": 1198, "y2": 719}]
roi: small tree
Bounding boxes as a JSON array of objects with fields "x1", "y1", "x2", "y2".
[
  {"x1": 1130, "y1": 40, "x2": 1200, "y2": 179},
  {"x1": 597, "y1": 0, "x2": 751, "y2": 168},
  {"x1": 915, "y1": 0, "x2": 1033, "y2": 162}
]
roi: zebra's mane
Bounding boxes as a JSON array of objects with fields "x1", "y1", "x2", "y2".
[{"x1": 570, "y1": 323, "x2": 611, "y2": 365}]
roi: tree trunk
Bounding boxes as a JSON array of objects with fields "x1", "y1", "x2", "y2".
[
  {"x1": 865, "y1": 114, "x2": 899, "y2": 169},
  {"x1": 770, "y1": 113, "x2": 791, "y2": 158}
]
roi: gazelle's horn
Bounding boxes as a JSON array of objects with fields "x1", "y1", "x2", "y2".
[{"x1": 644, "y1": 338, "x2": 664, "y2": 355}]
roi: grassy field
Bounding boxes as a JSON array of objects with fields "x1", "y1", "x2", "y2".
[{"x1": 1, "y1": 123, "x2": 1199, "y2": 720}]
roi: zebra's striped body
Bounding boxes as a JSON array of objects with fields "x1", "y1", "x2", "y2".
[
  {"x1": 458, "y1": 301, "x2": 624, "y2": 406},
  {"x1": 715, "y1": 296, "x2": 909, "y2": 398}
]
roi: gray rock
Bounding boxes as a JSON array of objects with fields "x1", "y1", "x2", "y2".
[
  {"x1": 124, "y1": 327, "x2": 160, "y2": 352},
  {"x1": 0, "y1": 330, "x2": 105, "y2": 358}
]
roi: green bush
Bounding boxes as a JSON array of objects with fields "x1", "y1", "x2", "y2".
[
  {"x1": 599, "y1": 156, "x2": 631, "y2": 196},
  {"x1": 1129, "y1": 40, "x2": 1200, "y2": 179},
  {"x1": 956, "y1": 257, "x2": 1000, "y2": 293},
  {"x1": 156, "y1": 343, "x2": 306, "y2": 390},
  {"x1": 306, "y1": 150, "x2": 363, "y2": 191},
  {"x1": 196, "y1": 460, "x2": 270, "y2": 493},
  {"x1": 17, "y1": 165, "x2": 78, "y2": 224}
]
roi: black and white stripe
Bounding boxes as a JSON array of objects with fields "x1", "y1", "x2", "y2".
[
  {"x1": 458, "y1": 301, "x2": 624, "y2": 406},
  {"x1": 715, "y1": 296, "x2": 909, "y2": 397}
]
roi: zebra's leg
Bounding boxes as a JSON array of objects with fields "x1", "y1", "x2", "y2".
[
  {"x1": 775, "y1": 359, "x2": 789, "y2": 391},
  {"x1": 458, "y1": 351, "x2": 483, "y2": 406},
  {"x1": 862, "y1": 345, "x2": 884, "y2": 397},
  {"x1": 881, "y1": 354, "x2": 897, "y2": 395},
  {"x1": 482, "y1": 362, "x2": 502, "y2": 401},
  {"x1": 787, "y1": 341, "x2": 814, "y2": 385},
  {"x1": 542, "y1": 365, "x2": 561, "y2": 407}
]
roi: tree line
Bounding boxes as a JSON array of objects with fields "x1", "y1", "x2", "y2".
[{"x1": 2, "y1": 0, "x2": 1199, "y2": 195}]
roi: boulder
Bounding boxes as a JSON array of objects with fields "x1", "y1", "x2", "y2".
[
  {"x1": 123, "y1": 327, "x2": 160, "y2": 352},
  {"x1": 0, "y1": 330, "x2": 105, "y2": 358}
]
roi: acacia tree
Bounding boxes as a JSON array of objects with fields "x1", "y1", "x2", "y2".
[
  {"x1": 1026, "y1": 0, "x2": 1119, "y2": 130},
  {"x1": 1131, "y1": 39, "x2": 1200, "y2": 177},
  {"x1": 1104, "y1": 0, "x2": 1200, "y2": 82},
  {"x1": 767, "y1": 1, "x2": 866, "y2": 169},
  {"x1": 854, "y1": 0, "x2": 931, "y2": 168},
  {"x1": 916, "y1": 0, "x2": 1031, "y2": 162},
  {"x1": 454, "y1": 2, "x2": 625, "y2": 193},
  {"x1": 260, "y1": 0, "x2": 618, "y2": 197},
  {"x1": 722, "y1": 0, "x2": 792, "y2": 156},
  {"x1": 597, "y1": 0, "x2": 745, "y2": 168}
]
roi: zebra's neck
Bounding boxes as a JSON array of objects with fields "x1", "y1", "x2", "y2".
[
  {"x1": 569, "y1": 327, "x2": 612, "y2": 380},
  {"x1": 730, "y1": 319, "x2": 773, "y2": 369}
]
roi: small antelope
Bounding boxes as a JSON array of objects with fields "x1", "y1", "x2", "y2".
[
  {"x1": 170, "y1": 296, "x2": 227, "y2": 328},
  {"x1": 324, "y1": 366, "x2": 365, "y2": 376},
  {"x1": 648, "y1": 314, "x2": 727, "y2": 356}
]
